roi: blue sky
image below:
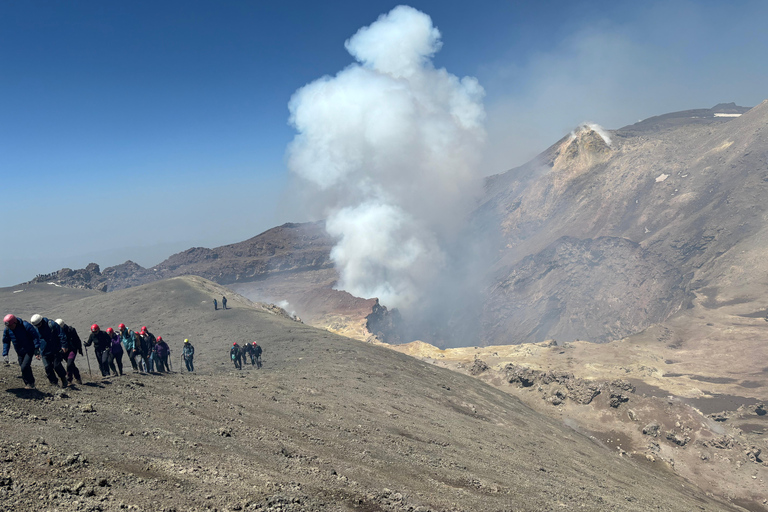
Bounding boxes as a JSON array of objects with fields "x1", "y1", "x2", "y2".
[{"x1": 2, "y1": 0, "x2": 767, "y2": 286}]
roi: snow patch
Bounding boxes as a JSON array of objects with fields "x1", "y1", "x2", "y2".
[
  {"x1": 655, "y1": 174, "x2": 669, "y2": 183},
  {"x1": 12, "y1": 289, "x2": 24, "y2": 294},
  {"x1": 714, "y1": 113, "x2": 741, "y2": 117}
]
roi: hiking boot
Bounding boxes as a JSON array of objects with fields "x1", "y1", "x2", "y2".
[
  {"x1": 76, "y1": 378, "x2": 83, "y2": 385},
  {"x1": 112, "y1": 372, "x2": 118, "y2": 377},
  {"x1": 25, "y1": 383, "x2": 36, "y2": 390}
]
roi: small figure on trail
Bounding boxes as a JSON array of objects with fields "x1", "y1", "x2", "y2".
[
  {"x1": 222, "y1": 296, "x2": 227, "y2": 310},
  {"x1": 55, "y1": 318, "x2": 83, "y2": 385},
  {"x1": 231, "y1": 342, "x2": 242, "y2": 370},
  {"x1": 119, "y1": 324, "x2": 141, "y2": 373},
  {"x1": 243, "y1": 342, "x2": 254, "y2": 366},
  {"x1": 30, "y1": 314, "x2": 69, "y2": 388},
  {"x1": 182, "y1": 339, "x2": 195, "y2": 372},
  {"x1": 253, "y1": 342, "x2": 263, "y2": 369},
  {"x1": 107, "y1": 327, "x2": 124, "y2": 376},
  {"x1": 3, "y1": 314, "x2": 40, "y2": 389},
  {"x1": 213, "y1": 298, "x2": 218, "y2": 311},
  {"x1": 155, "y1": 336, "x2": 170, "y2": 372},
  {"x1": 85, "y1": 323, "x2": 112, "y2": 378}
]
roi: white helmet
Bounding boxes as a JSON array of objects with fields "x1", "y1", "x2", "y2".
[
  {"x1": 55, "y1": 318, "x2": 64, "y2": 326},
  {"x1": 30, "y1": 314, "x2": 43, "y2": 326}
]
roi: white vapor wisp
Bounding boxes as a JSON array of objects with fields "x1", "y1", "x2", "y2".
[{"x1": 287, "y1": 5, "x2": 486, "y2": 309}]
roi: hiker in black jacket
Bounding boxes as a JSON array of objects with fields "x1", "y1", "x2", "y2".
[
  {"x1": 30, "y1": 314, "x2": 69, "y2": 388},
  {"x1": 230, "y1": 342, "x2": 242, "y2": 370},
  {"x1": 85, "y1": 324, "x2": 113, "y2": 377},
  {"x1": 55, "y1": 318, "x2": 83, "y2": 384},
  {"x1": 253, "y1": 342, "x2": 263, "y2": 369}
]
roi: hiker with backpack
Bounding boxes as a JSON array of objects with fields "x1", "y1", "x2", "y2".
[
  {"x1": 55, "y1": 318, "x2": 83, "y2": 385},
  {"x1": 155, "y1": 336, "x2": 170, "y2": 372},
  {"x1": 107, "y1": 327, "x2": 124, "y2": 376},
  {"x1": 3, "y1": 314, "x2": 41, "y2": 389},
  {"x1": 30, "y1": 314, "x2": 70, "y2": 388},
  {"x1": 85, "y1": 323, "x2": 112, "y2": 378},
  {"x1": 119, "y1": 324, "x2": 141, "y2": 373},
  {"x1": 230, "y1": 342, "x2": 242, "y2": 370},
  {"x1": 139, "y1": 326, "x2": 157, "y2": 372},
  {"x1": 182, "y1": 339, "x2": 194, "y2": 372},
  {"x1": 253, "y1": 342, "x2": 263, "y2": 369}
]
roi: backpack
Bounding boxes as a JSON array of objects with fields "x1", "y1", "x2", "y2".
[{"x1": 111, "y1": 335, "x2": 123, "y2": 355}]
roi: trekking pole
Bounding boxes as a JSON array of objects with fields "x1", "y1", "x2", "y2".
[
  {"x1": 84, "y1": 346, "x2": 92, "y2": 376},
  {"x1": 169, "y1": 353, "x2": 173, "y2": 372}
]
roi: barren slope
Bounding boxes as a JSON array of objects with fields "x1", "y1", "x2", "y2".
[
  {"x1": 0, "y1": 277, "x2": 742, "y2": 511},
  {"x1": 478, "y1": 101, "x2": 768, "y2": 346}
]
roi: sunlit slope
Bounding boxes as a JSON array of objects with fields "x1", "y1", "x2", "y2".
[{"x1": 0, "y1": 276, "x2": 741, "y2": 510}]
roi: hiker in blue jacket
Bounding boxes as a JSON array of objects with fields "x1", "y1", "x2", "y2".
[
  {"x1": 3, "y1": 314, "x2": 41, "y2": 389},
  {"x1": 30, "y1": 314, "x2": 69, "y2": 388}
]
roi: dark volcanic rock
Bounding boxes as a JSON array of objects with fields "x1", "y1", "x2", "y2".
[{"x1": 29, "y1": 222, "x2": 336, "y2": 293}]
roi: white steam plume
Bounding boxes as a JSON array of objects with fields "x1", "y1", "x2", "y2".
[{"x1": 287, "y1": 5, "x2": 485, "y2": 309}]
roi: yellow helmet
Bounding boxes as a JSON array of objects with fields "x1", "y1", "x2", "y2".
[{"x1": 184, "y1": 339, "x2": 189, "y2": 343}]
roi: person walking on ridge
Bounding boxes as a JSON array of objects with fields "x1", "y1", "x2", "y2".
[
  {"x1": 155, "y1": 336, "x2": 170, "y2": 372},
  {"x1": 3, "y1": 314, "x2": 40, "y2": 389},
  {"x1": 253, "y1": 342, "x2": 263, "y2": 369},
  {"x1": 107, "y1": 327, "x2": 124, "y2": 376},
  {"x1": 182, "y1": 339, "x2": 195, "y2": 372},
  {"x1": 213, "y1": 298, "x2": 218, "y2": 311},
  {"x1": 55, "y1": 318, "x2": 83, "y2": 385},
  {"x1": 222, "y1": 296, "x2": 227, "y2": 310},
  {"x1": 85, "y1": 323, "x2": 112, "y2": 378},
  {"x1": 30, "y1": 314, "x2": 69, "y2": 388},
  {"x1": 119, "y1": 324, "x2": 140, "y2": 372},
  {"x1": 230, "y1": 342, "x2": 242, "y2": 370}
]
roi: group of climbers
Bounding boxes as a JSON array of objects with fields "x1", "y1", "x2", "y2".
[
  {"x1": 230, "y1": 341, "x2": 262, "y2": 370},
  {"x1": 3, "y1": 313, "x2": 198, "y2": 389},
  {"x1": 86, "y1": 323, "x2": 174, "y2": 378}
]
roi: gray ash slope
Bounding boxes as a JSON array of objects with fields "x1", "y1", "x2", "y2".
[
  {"x1": 477, "y1": 100, "x2": 768, "y2": 345},
  {"x1": 0, "y1": 277, "x2": 741, "y2": 511}
]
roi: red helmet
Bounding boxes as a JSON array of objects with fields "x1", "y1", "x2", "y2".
[
  {"x1": 140, "y1": 326, "x2": 147, "y2": 332},
  {"x1": 91, "y1": 324, "x2": 99, "y2": 332},
  {"x1": 233, "y1": 342, "x2": 237, "y2": 346},
  {"x1": 118, "y1": 323, "x2": 126, "y2": 330},
  {"x1": 3, "y1": 314, "x2": 17, "y2": 325},
  {"x1": 156, "y1": 336, "x2": 162, "y2": 341},
  {"x1": 106, "y1": 327, "x2": 114, "y2": 334}
]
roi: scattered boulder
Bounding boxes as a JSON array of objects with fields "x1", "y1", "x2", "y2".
[
  {"x1": 643, "y1": 423, "x2": 660, "y2": 437},
  {"x1": 469, "y1": 359, "x2": 489, "y2": 376}
]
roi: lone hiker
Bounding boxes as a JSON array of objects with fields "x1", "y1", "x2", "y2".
[
  {"x1": 222, "y1": 296, "x2": 227, "y2": 310},
  {"x1": 85, "y1": 323, "x2": 112, "y2": 378},
  {"x1": 3, "y1": 314, "x2": 40, "y2": 389},
  {"x1": 30, "y1": 314, "x2": 69, "y2": 388},
  {"x1": 55, "y1": 318, "x2": 83, "y2": 385},
  {"x1": 213, "y1": 298, "x2": 218, "y2": 311},
  {"x1": 182, "y1": 339, "x2": 195, "y2": 372},
  {"x1": 230, "y1": 342, "x2": 242, "y2": 370}
]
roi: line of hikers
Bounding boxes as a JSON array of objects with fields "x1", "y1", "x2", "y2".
[
  {"x1": 230, "y1": 342, "x2": 262, "y2": 370},
  {"x1": 2, "y1": 313, "x2": 196, "y2": 390}
]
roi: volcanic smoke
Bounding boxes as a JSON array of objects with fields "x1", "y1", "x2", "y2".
[{"x1": 287, "y1": 5, "x2": 486, "y2": 310}]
